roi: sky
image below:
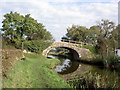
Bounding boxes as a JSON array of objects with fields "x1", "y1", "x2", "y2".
[{"x1": 0, "y1": 0, "x2": 119, "y2": 41}]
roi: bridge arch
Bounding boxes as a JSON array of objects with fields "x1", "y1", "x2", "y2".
[{"x1": 42, "y1": 42, "x2": 90, "y2": 60}]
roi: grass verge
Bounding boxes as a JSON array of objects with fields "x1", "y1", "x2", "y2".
[{"x1": 3, "y1": 53, "x2": 70, "y2": 88}]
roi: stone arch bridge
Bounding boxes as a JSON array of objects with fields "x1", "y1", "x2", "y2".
[{"x1": 42, "y1": 42, "x2": 91, "y2": 60}]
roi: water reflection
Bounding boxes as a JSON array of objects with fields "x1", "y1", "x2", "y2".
[
  {"x1": 47, "y1": 54, "x2": 120, "y2": 88},
  {"x1": 55, "y1": 59, "x2": 71, "y2": 72},
  {"x1": 47, "y1": 55, "x2": 79, "y2": 74}
]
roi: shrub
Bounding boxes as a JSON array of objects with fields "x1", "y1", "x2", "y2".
[
  {"x1": 2, "y1": 38, "x2": 16, "y2": 49},
  {"x1": 24, "y1": 40, "x2": 52, "y2": 53},
  {"x1": 67, "y1": 70, "x2": 120, "y2": 88},
  {"x1": 92, "y1": 54, "x2": 120, "y2": 68},
  {"x1": 81, "y1": 45, "x2": 98, "y2": 54}
]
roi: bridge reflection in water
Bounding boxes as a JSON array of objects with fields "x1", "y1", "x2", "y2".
[
  {"x1": 43, "y1": 42, "x2": 91, "y2": 76},
  {"x1": 44, "y1": 42, "x2": 120, "y2": 87},
  {"x1": 47, "y1": 54, "x2": 79, "y2": 74},
  {"x1": 42, "y1": 42, "x2": 91, "y2": 60}
]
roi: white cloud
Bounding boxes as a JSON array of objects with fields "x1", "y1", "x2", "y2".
[
  {"x1": 0, "y1": 0, "x2": 119, "y2": 41},
  {"x1": 52, "y1": 24, "x2": 61, "y2": 28}
]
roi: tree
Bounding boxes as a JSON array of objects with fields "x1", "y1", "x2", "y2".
[
  {"x1": 112, "y1": 24, "x2": 120, "y2": 48},
  {"x1": 97, "y1": 19, "x2": 115, "y2": 39},
  {"x1": 96, "y1": 19, "x2": 116, "y2": 54},
  {"x1": 66, "y1": 25, "x2": 88, "y2": 42},
  {"x1": 2, "y1": 11, "x2": 54, "y2": 44},
  {"x1": 65, "y1": 25, "x2": 100, "y2": 45},
  {"x1": 2, "y1": 11, "x2": 24, "y2": 43},
  {"x1": 63, "y1": 19, "x2": 117, "y2": 54},
  {"x1": 87, "y1": 26, "x2": 100, "y2": 45}
]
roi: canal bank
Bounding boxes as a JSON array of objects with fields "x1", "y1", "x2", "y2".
[
  {"x1": 48, "y1": 53, "x2": 120, "y2": 88},
  {"x1": 3, "y1": 53, "x2": 70, "y2": 88},
  {"x1": 48, "y1": 54, "x2": 91, "y2": 80}
]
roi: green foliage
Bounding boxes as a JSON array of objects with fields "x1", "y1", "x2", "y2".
[
  {"x1": 2, "y1": 38, "x2": 16, "y2": 49},
  {"x1": 63, "y1": 19, "x2": 118, "y2": 54},
  {"x1": 67, "y1": 69, "x2": 120, "y2": 88},
  {"x1": 112, "y1": 24, "x2": 120, "y2": 48},
  {"x1": 3, "y1": 53, "x2": 69, "y2": 88},
  {"x1": 92, "y1": 54, "x2": 120, "y2": 68},
  {"x1": 2, "y1": 11, "x2": 54, "y2": 44},
  {"x1": 65, "y1": 25, "x2": 101, "y2": 45},
  {"x1": 2, "y1": 12, "x2": 24, "y2": 43},
  {"x1": 97, "y1": 19, "x2": 115, "y2": 38},
  {"x1": 96, "y1": 19, "x2": 116, "y2": 54},
  {"x1": 81, "y1": 45, "x2": 98, "y2": 54},
  {"x1": 66, "y1": 25, "x2": 88, "y2": 42},
  {"x1": 24, "y1": 40, "x2": 51, "y2": 53}
]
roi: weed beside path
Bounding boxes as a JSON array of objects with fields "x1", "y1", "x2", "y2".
[{"x1": 3, "y1": 53, "x2": 70, "y2": 88}]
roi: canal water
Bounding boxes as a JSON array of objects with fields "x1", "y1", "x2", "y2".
[
  {"x1": 47, "y1": 54, "x2": 120, "y2": 88},
  {"x1": 47, "y1": 55, "x2": 80, "y2": 74}
]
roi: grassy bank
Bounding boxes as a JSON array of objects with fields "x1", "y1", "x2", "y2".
[
  {"x1": 3, "y1": 53, "x2": 70, "y2": 88},
  {"x1": 67, "y1": 68, "x2": 120, "y2": 88},
  {"x1": 2, "y1": 49, "x2": 24, "y2": 73},
  {"x1": 66, "y1": 54, "x2": 120, "y2": 89}
]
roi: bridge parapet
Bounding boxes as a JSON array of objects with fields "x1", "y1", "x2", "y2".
[
  {"x1": 42, "y1": 42, "x2": 91, "y2": 60},
  {"x1": 52, "y1": 42, "x2": 79, "y2": 47}
]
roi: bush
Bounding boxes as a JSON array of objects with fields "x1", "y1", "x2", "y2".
[
  {"x1": 81, "y1": 45, "x2": 98, "y2": 54},
  {"x1": 2, "y1": 38, "x2": 16, "y2": 49},
  {"x1": 24, "y1": 40, "x2": 52, "y2": 53},
  {"x1": 67, "y1": 70, "x2": 120, "y2": 88},
  {"x1": 104, "y1": 55, "x2": 120, "y2": 68},
  {"x1": 92, "y1": 54, "x2": 120, "y2": 68}
]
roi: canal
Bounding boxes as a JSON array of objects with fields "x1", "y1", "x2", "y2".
[{"x1": 47, "y1": 53, "x2": 120, "y2": 88}]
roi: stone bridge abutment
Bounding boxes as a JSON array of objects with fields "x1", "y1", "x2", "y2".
[{"x1": 42, "y1": 42, "x2": 91, "y2": 60}]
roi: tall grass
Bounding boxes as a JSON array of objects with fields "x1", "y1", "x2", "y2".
[
  {"x1": 92, "y1": 54, "x2": 120, "y2": 69},
  {"x1": 67, "y1": 69, "x2": 120, "y2": 88},
  {"x1": 66, "y1": 54, "x2": 120, "y2": 89}
]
